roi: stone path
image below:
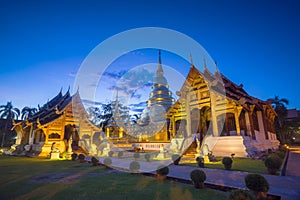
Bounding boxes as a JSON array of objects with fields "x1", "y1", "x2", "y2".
[{"x1": 98, "y1": 149, "x2": 300, "y2": 200}]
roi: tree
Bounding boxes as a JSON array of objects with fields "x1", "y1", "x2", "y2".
[
  {"x1": 86, "y1": 106, "x2": 102, "y2": 125},
  {"x1": 270, "y1": 96, "x2": 289, "y2": 127},
  {"x1": 269, "y1": 96, "x2": 289, "y2": 143},
  {"x1": 0, "y1": 102, "x2": 20, "y2": 147},
  {"x1": 21, "y1": 106, "x2": 37, "y2": 120}
]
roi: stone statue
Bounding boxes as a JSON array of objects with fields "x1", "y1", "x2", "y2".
[
  {"x1": 159, "y1": 144, "x2": 165, "y2": 153},
  {"x1": 67, "y1": 135, "x2": 73, "y2": 153},
  {"x1": 201, "y1": 144, "x2": 209, "y2": 156},
  {"x1": 196, "y1": 138, "x2": 201, "y2": 153},
  {"x1": 51, "y1": 142, "x2": 59, "y2": 153}
]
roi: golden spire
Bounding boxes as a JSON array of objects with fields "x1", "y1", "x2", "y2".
[{"x1": 157, "y1": 50, "x2": 163, "y2": 76}]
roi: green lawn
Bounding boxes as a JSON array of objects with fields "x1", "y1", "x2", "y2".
[
  {"x1": 0, "y1": 156, "x2": 227, "y2": 200},
  {"x1": 182, "y1": 157, "x2": 267, "y2": 174}
]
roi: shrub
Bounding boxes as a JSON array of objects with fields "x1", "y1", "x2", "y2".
[
  {"x1": 222, "y1": 157, "x2": 233, "y2": 170},
  {"x1": 91, "y1": 156, "x2": 99, "y2": 166},
  {"x1": 103, "y1": 157, "x2": 112, "y2": 166},
  {"x1": 190, "y1": 169, "x2": 206, "y2": 189},
  {"x1": 172, "y1": 154, "x2": 181, "y2": 165},
  {"x1": 133, "y1": 152, "x2": 140, "y2": 160},
  {"x1": 78, "y1": 154, "x2": 85, "y2": 161},
  {"x1": 245, "y1": 174, "x2": 269, "y2": 192},
  {"x1": 144, "y1": 154, "x2": 150, "y2": 162},
  {"x1": 190, "y1": 169, "x2": 206, "y2": 182},
  {"x1": 196, "y1": 156, "x2": 204, "y2": 168},
  {"x1": 108, "y1": 151, "x2": 114, "y2": 157},
  {"x1": 275, "y1": 151, "x2": 285, "y2": 159},
  {"x1": 118, "y1": 151, "x2": 124, "y2": 158},
  {"x1": 228, "y1": 189, "x2": 256, "y2": 200},
  {"x1": 71, "y1": 153, "x2": 77, "y2": 161},
  {"x1": 156, "y1": 165, "x2": 169, "y2": 176},
  {"x1": 129, "y1": 161, "x2": 140, "y2": 172},
  {"x1": 61, "y1": 151, "x2": 68, "y2": 158},
  {"x1": 222, "y1": 157, "x2": 233, "y2": 165},
  {"x1": 264, "y1": 154, "x2": 282, "y2": 174}
]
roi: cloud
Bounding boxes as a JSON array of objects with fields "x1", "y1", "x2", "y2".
[
  {"x1": 68, "y1": 72, "x2": 77, "y2": 77},
  {"x1": 82, "y1": 99, "x2": 103, "y2": 106},
  {"x1": 102, "y1": 70, "x2": 127, "y2": 80}
]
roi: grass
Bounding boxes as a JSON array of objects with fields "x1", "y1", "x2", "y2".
[
  {"x1": 182, "y1": 157, "x2": 267, "y2": 174},
  {"x1": 0, "y1": 155, "x2": 227, "y2": 200}
]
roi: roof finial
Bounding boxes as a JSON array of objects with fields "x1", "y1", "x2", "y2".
[
  {"x1": 116, "y1": 89, "x2": 119, "y2": 101},
  {"x1": 214, "y1": 60, "x2": 220, "y2": 74},
  {"x1": 203, "y1": 58, "x2": 207, "y2": 70},
  {"x1": 159, "y1": 49, "x2": 161, "y2": 64},
  {"x1": 190, "y1": 53, "x2": 194, "y2": 67},
  {"x1": 115, "y1": 89, "x2": 119, "y2": 112}
]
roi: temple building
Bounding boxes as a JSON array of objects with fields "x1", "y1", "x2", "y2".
[
  {"x1": 12, "y1": 89, "x2": 100, "y2": 157},
  {"x1": 166, "y1": 60, "x2": 279, "y2": 157},
  {"x1": 123, "y1": 50, "x2": 175, "y2": 143},
  {"x1": 11, "y1": 51, "x2": 279, "y2": 158}
]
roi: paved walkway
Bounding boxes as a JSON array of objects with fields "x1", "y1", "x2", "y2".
[
  {"x1": 168, "y1": 147, "x2": 300, "y2": 200},
  {"x1": 99, "y1": 148, "x2": 300, "y2": 200}
]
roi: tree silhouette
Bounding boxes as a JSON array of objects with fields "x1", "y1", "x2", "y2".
[
  {"x1": 21, "y1": 106, "x2": 37, "y2": 120},
  {"x1": 269, "y1": 96, "x2": 289, "y2": 143},
  {"x1": 0, "y1": 102, "x2": 20, "y2": 147}
]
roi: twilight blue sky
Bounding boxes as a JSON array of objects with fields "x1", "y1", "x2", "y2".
[{"x1": 1, "y1": 0, "x2": 300, "y2": 112}]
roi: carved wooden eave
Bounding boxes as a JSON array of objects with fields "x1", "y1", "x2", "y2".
[
  {"x1": 11, "y1": 119, "x2": 22, "y2": 130},
  {"x1": 55, "y1": 105, "x2": 63, "y2": 115},
  {"x1": 36, "y1": 118, "x2": 42, "y2": 129}
]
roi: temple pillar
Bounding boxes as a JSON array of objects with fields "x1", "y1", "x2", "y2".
[
  {"x1": 119, "y1": 127, "x2": 123, "y2": 138},
  {"x1": 245, "y1": 111, "x2": 252, "y2": 136},
  {"x1": 249, "y1": 105, "x2": 256, "y2": 139},
  {"x1": 262, "y1": 106, "x2": 269, "y2": 140},
  {"x1": 171, "y1": 116, "x2": 176, "y2": 137},
  {"x1": 60, "y1": 115, "x2": 65, "y2": 142},
  {"x1": 185, "y1": 91, "x2": 192, "y2": 137},
  {"x1": 45, "y1": 127, "x2": 49, "y2": 143},
  {"x1": 28, "y1": 126, "x2": 34, "y2": 145},
  {"x1": 106, "y1": 127, "x2": 110, "y2": 137},
  {"x1": 210, "y1": 92, "x2": 219, "y2": 136},
  {"x1": 234, "y1": 106, "x2": 243, "y2": 136},
  {"x1": 257, "y1": 111, "x2": 265, "y2": 139}
]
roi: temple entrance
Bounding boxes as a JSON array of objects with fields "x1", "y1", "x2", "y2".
[
  {"x1": 175, "y1": 119, "x2": 187, "y2": 137},
  {"x1": 191, "y1": 108, "x2": 201, "y2": 134},
  {"x1": 199, "y1": 106, "x2": 211, "y2": 143},
  {"x1": 220, "y1": 113, "x2": 236, "y2": 136},
  {"x1": 64, "y1": 124, "x2": 80, "y2": 150}
]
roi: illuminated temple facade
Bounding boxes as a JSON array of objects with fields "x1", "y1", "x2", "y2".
[
  {"x1": 165, "y1": 62, "x2": 279, "y2": 157},
  {"x1": 12, "y1": 90, "x2": 100, "y2": 157},
  {"x1": 12, "y1": 52, "x2": 279, "y2": 158},
  {"x1": 110, "y1": 51, "x2": 279, "y2": 157}
]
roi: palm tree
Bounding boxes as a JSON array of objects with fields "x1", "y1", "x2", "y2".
[
  {"x1": 21, "y1": 106, "x2": 37, "y2": 120},
  {"x1": 269, "y1": 96, "x2": 289, "y2": 143},
  {"x1": 270, "y1": 96, "x2": 289, "y2": 127},
  {"x1": 0, "y1": 102, "x2": 20, "y2": 147}
]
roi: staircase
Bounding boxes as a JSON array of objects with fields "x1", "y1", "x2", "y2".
[{"x1": 182, "y1": 141, "x2": 197, "y2": 158}]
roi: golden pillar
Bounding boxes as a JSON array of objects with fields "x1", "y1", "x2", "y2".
[
  {"x1": 119, "y1": 127, "x2": 123, "y2": 138},
  {"x1": 244, "y1": 111, "x2": 252, "y2": 136},
  {"x1": 185, "y1": 91, "x2": 192, "y2": 137},
  {"x1": 210, "y1": 92, "x2": 219, "y2": 137},
  {"x1": 234, "y1": 105, "x2": 243, "y2": 136}
]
